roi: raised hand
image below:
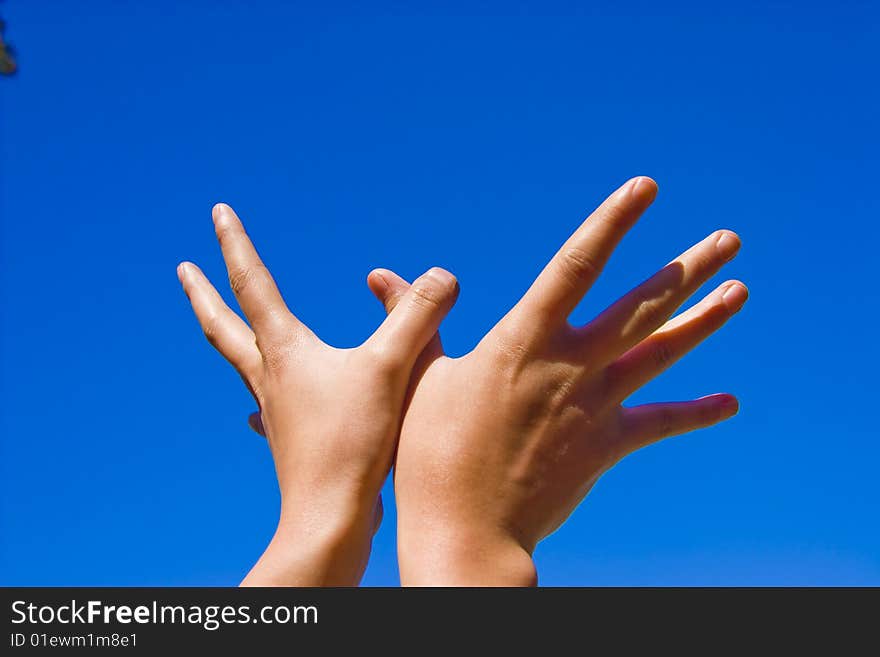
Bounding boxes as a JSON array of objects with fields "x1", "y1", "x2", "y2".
[
  {"x1": 370, "y1": 177, "x2": 748, "y2": 585},
  {"x1": 178, "y1": 203, "x2": 459, "y2": 585}
]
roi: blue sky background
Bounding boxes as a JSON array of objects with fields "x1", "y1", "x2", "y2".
[{"x1": 1, "y1": 1, "x2": 878, "y2": 586}]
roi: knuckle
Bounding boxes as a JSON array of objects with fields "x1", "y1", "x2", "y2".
[
  {"x1": 600, "y1": 198, "x2": 628, "y2": 224},
  {"x1": 254, "y1": 325, "x2": 298, "y2": 372},
  {"x1": 201, "y1": 314, "x2": 223, "y2": 347},
  {"x1": 557, "y1": 247, "x2": 600, "y2": 287},
  {"x1": 650, "y1": 339, "x2": 674, "y2": 368},
  {"x1": 491, "y1": 323, "x2": 534, "y2": 365},
  {"x1": 592, "y1": 200, "x2": 632, "y2": 237},
  {"x1": 659, "y1": 408, "x2": 676, "y2": 436},
  {"x1": 692, "y1": 250, "x2": 717, "y2": 273},
  {"x1": 409, "y1": 280, "x2": 446, "y2": 310},
  {"x1": 547, "y1": 372, "x2": 578, "y2": 409},
  {"x1": 259, "y1": 340, "x2": 289, "y2": 372},
  {"x1": 228, "y1": 265, "x2": 266, "y2": 296}
]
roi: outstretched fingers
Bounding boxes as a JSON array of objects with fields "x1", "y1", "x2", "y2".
[
  {"x1": 177, "y1": 261, "x2": 263, "y2": 383},
  {"x1": 619, "y1": 393, "x2": 739, "y2": 455},
  {"x1": 515, "y1": 177, "x2": 658, "y2": 330},
  {"x1": 578, "y1": 229, "x2": 741, "y2": 366},
  {"x1": 212, "y1": 203, "x2": 301, "y2": 339},
  {"x1": 604, "y1": 280, "x2": 748, "y2": 402}
]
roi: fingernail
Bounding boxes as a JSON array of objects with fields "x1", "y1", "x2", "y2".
[
  {"x1": 715, "y1": 230, "x2": 741, "y2": 260},
  {"x1": 424, "y1": 267, "x2": 458, "y2": 293},
  {"x1": 177, "y1": 262, "x2": 189, "y2": 283},
  {"x1": 212, "y1": 203, "x2": 230, "y2": 224},
  {"x1": 720, "y1": 395, "x2": 740, "y2": 416},
  {"x1": 721, "y1": 282, "x2": 748, "y2": 312},
  {"x1": 630, "y1": 176, "x2": 658, "y2": 202},
  {"x1": 370, "y1": 270, "x2": 389, "y2": 294}
]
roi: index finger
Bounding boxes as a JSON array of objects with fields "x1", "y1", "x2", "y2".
[
  {"x1": 212, "y1": 203, "x2": 300, "y2": 337},
  {"x1": 515, "y1": 177, "x2": 658, "y2": 328}
]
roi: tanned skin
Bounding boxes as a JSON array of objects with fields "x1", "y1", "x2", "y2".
[
  {"x1": 182, "y1": 177, "x2": 747, "y2": 586},
  {"x1": 179, "y1": 203, "x2": 459, "y2": 585}
]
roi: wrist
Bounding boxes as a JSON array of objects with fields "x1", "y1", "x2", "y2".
[
  {"x1": 398, "y1": 520, "x2": 537, "y2": 587},
  {"x1": 241, "y1": 494, "x2": 378, "y2": 587}
]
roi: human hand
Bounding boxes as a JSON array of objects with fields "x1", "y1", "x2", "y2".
[
  {"x1": 370, "y1": 177, "x2": 748, "y2": 585},
  {"x1": 178, "y1": 203, "x2": 459, "y2": 585}
]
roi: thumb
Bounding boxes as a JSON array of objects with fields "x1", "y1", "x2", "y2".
[
  {"x1": 367, "y1": 268, "x2": 410, "y2": 314},
  {"x1": 367, "y1": 267, "x2": 457, "y2": 368}
]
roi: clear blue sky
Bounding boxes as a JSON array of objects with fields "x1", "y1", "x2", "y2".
[{"x1": 1, "y1": 1, "x2": 878, "y2": 586}]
